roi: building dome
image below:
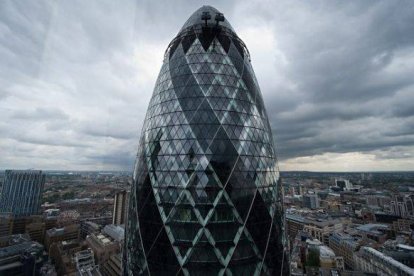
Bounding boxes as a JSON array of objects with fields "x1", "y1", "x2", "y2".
[
  {"x1": 125, "y1": 6, "x2": 288, "y2": 275},
  {"x1": 179, "y1": 6, "x2": 235, "y2": 33}
]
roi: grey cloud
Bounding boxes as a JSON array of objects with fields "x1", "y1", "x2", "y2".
[
  {"x1": 11, "y1": 107, "x2": 69, "y2": 120},
  {"x1": 1, "y1": 0, "x2": 414, "y2": 170},
  {"x1": 78, "y1": 121, "x2": 137, "y2": 140},
  {"x1": 249, "y1": 1, "x2": 414, "y2": 166},
  {"x1": 86, "y1": 151, "x2": 135, "y2": 168},
  {"x1": 15, "y1": 136, "x2": 88, "y2": 148}
]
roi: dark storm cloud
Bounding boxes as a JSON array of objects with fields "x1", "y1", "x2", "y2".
[{"x1": 0, "y1": 0, "x2": 413, "y2": 170}]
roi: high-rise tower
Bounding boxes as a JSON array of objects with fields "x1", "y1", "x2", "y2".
[
  {"x1": 125, "y1": 6, "x2": 288, "y2": 275},
  {"x1": 0, "y1": 170, "x2": 45, "y2": 217}
]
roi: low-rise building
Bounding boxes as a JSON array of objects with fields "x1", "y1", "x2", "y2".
[
  {"x1": 101, "y1": 253, "x2": 122, "y2": 276},
  {"x1": 318, "y1": 244, "x2": 337, "y2": 269},
  {"x1": 382, "y1": 243, "x2": 414, "y2": 268},
  {"x1": 102, "y1": 224, "x2": 124, "y2": 243},
  {"x1": 329, "y1": 232, "x2": 360, "y2": 269},
  {"x1": 286, "y1": 214, "x2": 346, "y2": 245},
  {"x1": 303, "y1": 218, "x2": 344, "y2": 245},
  {"x1": 392, "y1": 219, "x2": 413, "y2": 234},
  {"x1": 44, "y1": 217, "x2": 58, "y2": 231},
  {"x1": 286, "y1": 214, "x2": 305, "y2": 243},
  {"x1": 0, "y1": 213, "x2": 13, "y2": 237},
  {"x1": 0, "y1": 236, "x2": 44, "y2": 275},
  {"x1": 0, "y1": 234, "x2": 30, "y2": 248},
  {"x1": 80, "y1": 220, "x2": 101, "y2": 239},
  {"x1": 25, "y1": 221, "x2": 45, "y2": 244},
  {"x1": 305, "y1": 238, "x2": 344, "y2": 275},
  {"x1": 49, "y1": 239, "x2": 86, "y2": 275},
  {"x1": 354, "y1": 246, "x2": 414, "y2": 275},
  {"x1": 86, "y1": 233, "x2": 120, "y2": 265},
  {"x1": 45, "y1": 224, "x2": 80, "y2": 250},
  {"x1": 11, "y1": 217, "x2": 27, "y2": 234},
  {"x1": 356, "y1": 223, "x2": 389, "y2": 243},
  {"x1": 75, "y1": 248, "x2": 102, "y2": 276}
]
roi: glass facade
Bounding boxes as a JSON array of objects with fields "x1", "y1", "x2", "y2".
[
  {"x1": 0, "y1": 170, "x2": 45, "y2": 217},
  {"x1": 125, "y1": 6, "x2": 288, "y2": 275}
]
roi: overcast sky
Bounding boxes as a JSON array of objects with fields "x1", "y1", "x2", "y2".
[{"x1": 1, "y1": 0, "x2": 414, "y2": 172}]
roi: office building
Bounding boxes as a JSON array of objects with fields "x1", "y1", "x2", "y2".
[
  {"x1": 286, "y1": 214, "x2": 345, "y2": 245},
  {"x1": 102, "y1": 224, "x2": 124, "y2": 242},
  {"x1": 75, "y1": 248, "x2": 102, "y2": 276},
  {"x1": 354, "y1": 246, "x2": 414, "y2": 275},
  {"x1": 303, "y1": 194, "x2": 320, "y2": 209},
  {"x1": 44, "y1": 209, "x2": 59, "y2": 231},
  {"x1": 80, "y1": 220, "x2": 101, "y2": 239},
  {"x1": 332, "y1": 179, "x2": 353, "y2": 192},
  {"x1": 49, "y1": 239, "x2": 86, "y2": 275},
  {"x1": 124, "y1": 6, "x2": 288, "y2": 275},
  {"x1": 390, "y1": 194, "x2": 414, "y2": 219},
  {"x1": 382, "y1": 244, "x2": 414, "y2": 268},
  {"x1": 112, "y1": 190, "x2": 128, "y2": 225},
  {"x1": 86, "y1": 233, "x2": 120, "y2": 265},
  {"x1": 0, "y1": 170, "x2": 45, "y2": 217},
  {"x1": 392, "y1": 219, "x2": 413, "y2": 233},
  {"x1": 356, "y1": 223, "x2": 389, "y2": 243},
  {"x1": 45, "y1": 224, "x2": 80, "y2": 250},
  {"x1": 101, "y1": 253, "x2": 122, "y2": 276},
  {"x1": 307, "y1": 239, "x2": 338, "y2": 270},
  {"x1": 285, "y1": 214, "x2": 306, "y2": 244},
  {"x1": 0, "y1": 213, "x2": 13, "y2": 237},
  {"x1": 25, "y1": 221, "x2": 45, "y2": 244},
  {"x1": 11, "y1": 217, "x2": 27, "y2": 234},
  {"x1": 329, "y1": 232, "x2": 360, "y2": 269},
  {"x1": 0, "y1": 235, "x2": 44, "y2": 275}
]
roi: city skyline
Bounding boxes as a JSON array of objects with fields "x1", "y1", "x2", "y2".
[{"x1": 1, "y1": 0, "x2": 414, "y2": 172}]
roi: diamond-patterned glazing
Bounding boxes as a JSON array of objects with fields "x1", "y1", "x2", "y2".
[{"x1": 125, "y1": 5, "x2": 288, "y2": 276}]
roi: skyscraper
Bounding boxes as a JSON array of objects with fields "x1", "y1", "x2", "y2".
[
  {"x1": 0, "y1": 170, "x2": 45, "y2": 217},
  {"x1": 125, "y1": 6, "x2": 288, "y2": 275}
]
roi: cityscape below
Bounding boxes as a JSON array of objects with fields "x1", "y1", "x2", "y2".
[{"x1": 1, "y1": 170, "x2": 414, "y2": 275}]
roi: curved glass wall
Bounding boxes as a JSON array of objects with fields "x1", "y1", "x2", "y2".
[{"x1": 125, "y1": 5, "x2": 288, "y2": 275}]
